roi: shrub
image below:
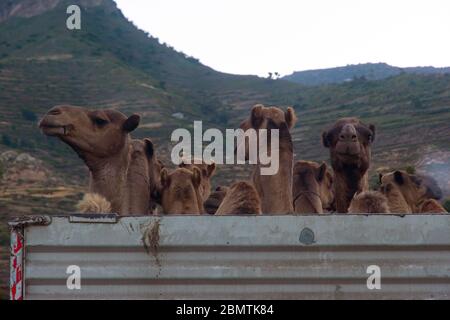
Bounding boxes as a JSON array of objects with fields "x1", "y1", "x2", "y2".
[
  {"x1": 444, "y1": 198, "x2": 450, "y2": 212},
  {"x1": 21, "y1": 109, "x2": 37, "y2": 122},
  {"x1": 1, "y1": 134, "x2": 14, "y2": 147},
  {"x1": 0, "y1": 161, "x2": 4, "y2": 180},
  {"x1": 405, "y1": 165, "x2": 416, "y2": 175},
  {"x1": 158, "y1": 81, "x2": 166, "y2": 90}
]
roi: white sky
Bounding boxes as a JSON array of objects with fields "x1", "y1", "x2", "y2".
[{"x1": 114, "y1": 0, "x2": 450, "y2": 77}]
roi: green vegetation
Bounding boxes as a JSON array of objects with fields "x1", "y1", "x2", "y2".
[
  {"x1": 405, "y1": 166, "x2": 416, "y2": 175},
  {"x1": 0, "y1": 222, "x2": 8, "y2": 247},
  {"x1": 21, "y1": 109, "x2": 37, "y2": 122},
  {"x1": 444, "y1": 199, "x2": 450, "y2": 212},
  {"x1": 0, "y1": 161, "x2": 3, "y2": 180}
]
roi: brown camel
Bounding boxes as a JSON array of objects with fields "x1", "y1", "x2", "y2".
[
  {"x1": 216, "y1": 181, "x2": 262, "y2": 215},
  {"x1": 380, "y1": 170, "x2": 443, "y2": 213},
  {"x1": 160, "y1": 167, "x2": 205, "y2": 214},
  {"x1": 179, "y1": 159, "x2": 216, "y2": 202},
  {"x1": 322, "y1": 117, "x2": 376, "y2": 213},
  {"x1": 379, "y1": 182, "x2": 412, "y2": 213},
  {"x1": 76, "y1": 193, "x2": 112, "y2": 213},
  {"x1": 419, "y1": 199, "x2": 448, "y2": 213},
  {"x1": 239, "y1": 104, "x2": 297, "y2": 214},
  {"x1": 292, "y1": 160, "x2": 335, "y2": 214},
  {"x1": 204, "y1": 186, "x2": 229, "y2": 215},
  {"x1": 126, "y1": 139, "x2": 162, "y2": 214},
  {"x1": 39, "y1": 105, "x2": 141, "y2": 215},
  {"x1": 348, "y1": 191, "x2": 390, "y2": 214}
]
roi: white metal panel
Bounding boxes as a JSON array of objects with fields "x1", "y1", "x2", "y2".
[{"x1": 21, "y1": 215, "x2": 450, "y2": 299}]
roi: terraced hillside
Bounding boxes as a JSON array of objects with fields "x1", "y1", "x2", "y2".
[{"x1": 0, "y1": 0, "x2": 448, "y2": 214}]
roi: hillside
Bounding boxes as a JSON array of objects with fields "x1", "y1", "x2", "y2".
[
  {"x1": 0, "y1": 0, "x2": 448, "y2": 208},
  {"x1": 283, "y1": 63, "x2": 450, "y2": 86},
  {"x1": 0, "y1": 0, "x2": 450, "y2": 298}
]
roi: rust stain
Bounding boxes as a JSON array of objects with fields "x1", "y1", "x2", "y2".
[{"x1": 143, "y1": 219, "x2": 162, "y2": 272}]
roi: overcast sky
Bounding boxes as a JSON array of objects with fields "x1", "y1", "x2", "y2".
[{"x1": 114, "y1": 0, "x2": 450, "y2": 77}]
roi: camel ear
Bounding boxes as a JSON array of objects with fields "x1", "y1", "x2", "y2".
[
  {"x1": 322, "y1": 131, "x2": 331, "y2": 148},
  {"x1": 123, "y1": 114, "x2": 140, "y2": 132},
  {"x1": 317, "y1": 162, "x2": 327, "y2": 182},
  {"x1": 144, "y1": 138, "x2": 154, "y2": 158},
  {"x1": 250, "y1": 104, "x2": 264, "y2": 129},
  {"x1": 369, "y1": 124, "x2": 376, "y2": 142},
  {"x1": 160, "y1": 168, "x2": 170, "y2": 188},
  {"x1": 394, "y1": 171, "x2": 404, "y2": 185},
  {"x1": 285, "y1": 107, "x2": 297, "y2": 129},
  {"x1": 192, "y1": 167, "x2": 201, "y2": 188},
  {"x1": 207, "y1": 162, "x2": 216, "y2": 177}
]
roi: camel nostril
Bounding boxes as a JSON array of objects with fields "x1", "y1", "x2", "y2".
[
  {"x1": 339, "y1": 135, "x2": 345, "y2": 140},
  {"x1": 351, "y1": 134, "x2": 357, "y2": 140}
]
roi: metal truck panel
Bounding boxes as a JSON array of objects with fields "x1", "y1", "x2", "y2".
[{"x1": 12, "y1": 215, "x2": 450, "y2": 299}]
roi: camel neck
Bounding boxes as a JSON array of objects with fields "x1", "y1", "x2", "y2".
[
  {"x1": 85, "y1": 142, "x2": 131, "y2": 214},
  {"x1": 254, "y1": 130, "x2": 294, "y2": 214},
  {"x1": 335, "y1": 167, "x2": 368, "y2": 213}
]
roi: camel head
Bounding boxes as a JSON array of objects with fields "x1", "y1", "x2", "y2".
[
  {"x1": 238, "y1": 104, "x2": 297, "y2": 159},
  {"x1": 379, "y1": 170, "x2": 442, "y2": 212},
  {"x1": 160, "y1": 167, "x2": 204, "y2": 214},
  {"x1": 130, "y1": 138, "x2": 162, "y2": 190},
  {"x1": 348, "y1": 191, "x2": 390, "y2": 214},
  {"x1": 293, "y1": 160, "x2": 335, "y2": 213},
  {"x1": 39, "y1": 105, "x2": 140, "y2": 159},
  {"x1": 240, "y1": 104, "x2": 297, "y2": 132},
  {"x1": 179, "y1": 160, "x2": 216, "y2": 201},
  {"x1": 322, "y1": 117, "x2": 375, "y2": 170}
]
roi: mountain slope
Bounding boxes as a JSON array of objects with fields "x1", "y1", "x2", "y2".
[
  {"x1": 0, "y1": 0, "x2": 449, "y2": 196},
  {"x1": 283, "y1": 63, "x2": 450, "y2": 86}
]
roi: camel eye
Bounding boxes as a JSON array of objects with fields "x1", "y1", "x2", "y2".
[{"x1": 93, "y1": 117, "x2": 108, "y2": 127}]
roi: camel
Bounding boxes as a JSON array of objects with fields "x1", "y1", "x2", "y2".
[
  {"x1": 215, "y1": 181, "x2": 262, "y2": 215},
  {"x1": 322, "y1": 117, "x2": 376, "y2": 213},
  {"x1": 179, "y1": 159, "x2": 216, "y2": 202},
  {"x1": 77, "y1": 193, "x2": 112, "y2": 213},
  {"x1": 348, "y1": 191, "x2": 390, "y2": 214},
  {"x1": 239, "y1": 104, "x2": 297, "y2": 214},
  {"x1": 204, "y1": 186, "x2": 229, "y2": 215},
  {"x1": 159, "y1": 167, "x2": 205, "y2": 214},
  {"x1": 379, "y1": 170, "x2": 443, "y2": 213},
  {"x1": 292, "y1": 160, "x2": 335, "y2": 214},
  {"x1": 419, "y1": 199, "x2": 448, "y2": 213},
  {"x1": 39, "y1": 105, "x2": 146, "y2": 215},
  {"x1": 126, "y1": 138, "x2": 162, "y2": 214},
  {"x1": 379, "y1": 182, "x2": 412, "y2": 213}
]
